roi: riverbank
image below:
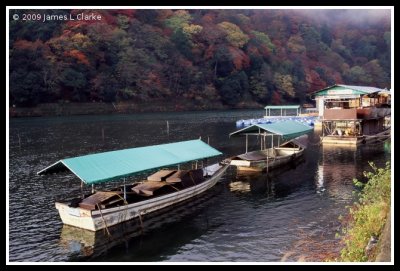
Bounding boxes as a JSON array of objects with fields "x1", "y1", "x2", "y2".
[
  {"x1": 9, "y1": 100, "x2": 263, "y2": 117},
  {"x1": 375, "y1": 209, "x2": 391, "y2": 262},
  {"x1": 337, "y1": 162, "x2": 391, "y2": 262}
]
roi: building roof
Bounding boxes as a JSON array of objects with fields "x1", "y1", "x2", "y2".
[
  {"x1": 229, "y1": 120, "x2": 312, "y2": 140},
  {"x1": 313, "y1": 84, "x2": 386, "y2": 97},
  {"x1": 37, "y1": 139, "x2": 222, "y2": 185}
]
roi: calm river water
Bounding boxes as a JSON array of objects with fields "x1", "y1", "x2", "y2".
[{"x1": 8, "y1": 110, "x2": 391, "y2": 262}]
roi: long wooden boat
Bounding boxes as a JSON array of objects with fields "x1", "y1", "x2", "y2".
[
  {"x1": 59, "y1": 184, "x2": 223, "y2": 259},
  {"x1": 38, "y1": 139, "x2": 228, "y2": 231},
  {"x1": 228, "y1": 120, "x2": 312, "y2": 172},
  {"x1": 230, "y1": 137, "x2": 306, "y2": 172}
]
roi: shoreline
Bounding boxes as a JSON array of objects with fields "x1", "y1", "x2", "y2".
[{"x1": 9, "y1": 100, "x2": 264, "y2": 118}]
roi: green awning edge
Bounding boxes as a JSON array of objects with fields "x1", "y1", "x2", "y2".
[
  {"x1": 264, "y1": 105, "x2": 300, "y2": 109},
  {"x1": 37, "y1": 139, "x2": 222, "y2": 185},
  {"x1": 229, "y1": 120, "x2": 313, "y2": 141}
]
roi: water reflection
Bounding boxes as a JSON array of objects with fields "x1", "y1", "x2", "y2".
[
  {"x1": 229, "y1": 156, "x2": 306, "y2": 199},
  {"x1": 315, "y1": 142, "x2": 390, "y2": 202},
  {"x1": 315, "y1": 145, "x2": 358, "y2": 201}
]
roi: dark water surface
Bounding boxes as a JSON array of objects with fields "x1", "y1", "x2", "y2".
[{"x1": 8, "y1": 110, "x2": 391, "y2": 262}]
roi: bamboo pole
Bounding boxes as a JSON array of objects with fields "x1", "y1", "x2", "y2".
[{"x1": 166, "y1": 121, "x2": 169, "y2": 136}]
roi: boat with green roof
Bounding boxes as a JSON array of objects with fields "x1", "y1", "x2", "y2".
[{"x1": 38, "y1": 139, "x2": 228, "y2": 231}]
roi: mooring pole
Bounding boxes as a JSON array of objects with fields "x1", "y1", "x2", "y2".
[{"x1": 166, "y1": 121, "x2": 169, "y2": 136}]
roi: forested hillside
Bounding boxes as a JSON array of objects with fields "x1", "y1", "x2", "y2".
[{"x1": 9, "y1": 9, "x2": 391, "y2": 109}]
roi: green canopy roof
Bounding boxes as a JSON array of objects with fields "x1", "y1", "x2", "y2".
[
  {"x1": 37, "y1": 139, "x2": 222, "y2": 185},
  {"x1": 229, "y1": 120, "x2": 312, "y2": 140},
  {"x1": 264, "y1": 105, "x2": 300, "y2": 109},
  {"x1": 313, "y1": 84, "x2": 384, "y2": 97}
]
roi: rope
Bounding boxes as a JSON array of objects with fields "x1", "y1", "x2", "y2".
[
  {"x1": 189, "y1": 171, "x2": 197, "y2": 186},
  {"x1": 105, "y1": 191, "x2": 128, "y2": 205},
  {"x1": 138, "y1": 211, "x2": 144, "y2": 235},
  {"x1": 96, "y1": 203, "x2": 111, "y2": 237},
  {"x1": 166, "y1": 183, "x2": 180, "y2": 191}
]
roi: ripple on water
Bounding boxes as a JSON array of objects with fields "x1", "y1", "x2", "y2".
[{"x1": 8, "y1": 111, "x2": 390, "y2": 262}]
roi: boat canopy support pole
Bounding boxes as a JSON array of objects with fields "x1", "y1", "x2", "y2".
[
  {"x1": 263, "y1": 134, "x2": 266, "y2": 150},
  {"x1": 266, "y1": 140, "x2": 269, "y2": 173},
  {"x1": 271, "y1": 134, "x2": 273, "y2": 148},
  {"x1": 260, "y1": 134, "x2": 263, "y2": 150},
  {"x1": 245, "y1": 134, "x2": 248, "y2": 153},
  {"x1": 91, "y1": 184, "x2": 94, "y2": 194},
  {"x1": 123, "y1": 178, "x2": 126, "y2": 200}
]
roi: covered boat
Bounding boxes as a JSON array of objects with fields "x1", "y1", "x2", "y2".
[
  {"x1": 228, "y1": 120, "x2": 312, "y2": 172},
  {"x1": 38, "y1": 139, "x2": 228, "y2": 231}
]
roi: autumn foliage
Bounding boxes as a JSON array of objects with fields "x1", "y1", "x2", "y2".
[{"x1": 9, "y1": 9, "x2": 391, "y2": 107}]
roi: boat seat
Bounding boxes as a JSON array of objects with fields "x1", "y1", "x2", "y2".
[
  {"x1": 147, "y1": 170, "x2": 177, "y2": 182},
  {"x1": 132, "y1": 181, "x2": 169, "y2": 196}
]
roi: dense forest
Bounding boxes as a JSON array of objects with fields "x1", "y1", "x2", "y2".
[{"x1": 9, "y1": 9, "x2": 391, "y2": 110}]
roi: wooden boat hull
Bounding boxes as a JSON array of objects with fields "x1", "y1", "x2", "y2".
[
  {"x1": 231, "y1": 147, "x2": 305, "y2": 172},
  {"x1": 56, "y1": 164, "x2": 228, "y2": 231}
]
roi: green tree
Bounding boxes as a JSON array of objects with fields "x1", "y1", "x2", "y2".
[
  {"x1": 218, "y1": 22, "x2": 249, "y2": 48},
  {"x1": 171, "y1": 28, "x2": 193, "y2": 59},
  {"x1": 217, "y1": 71, "x2": 249, "y2": 105},
  {"x1": 320, "y1": 24, "x2": 333, "y2": 46},
  {"x1": 59, "y1": 67, "x2": 88, "y2": 102},
  {"x1": 212, "y1": 45, "x2": 235, "y2": 77},
  {"x1": 287, "y1": 35, "x2": 306, "y2": 54},
  {"x1": 273, "y1": 73, "x2": 295, "y2": 98},
  {"x1": 10, "y1": 40, "x2": 56, "y2": 106},
  {"x1": 251, "y1": 30, "x2": 275, "y2": 52},
  {"x1": 344, "y1": 66, "x2": 372, "y2": 85},
  {"x1": 165, "y1": 10, "x2": 192, "y2": 32}
]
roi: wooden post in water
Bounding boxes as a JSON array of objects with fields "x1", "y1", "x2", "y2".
[{"x1": 166, "y1": 121, "x2": 169, "y2": 136}]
